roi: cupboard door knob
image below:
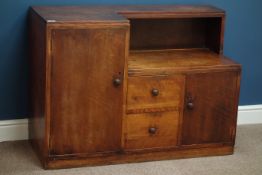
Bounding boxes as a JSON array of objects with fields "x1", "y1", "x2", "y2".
[
  {"x1": 148, "y1": 127, "x2": 157, "y2": 134},
  {"x1": 113, "y1": 78, "x2": 121, "y2": 87},
  {"x1": 187, "y1": 102, "x2": 194, "y2": 109},
  {"x1": 151, "y1": 88, "x2": 159, "y2": 96}
]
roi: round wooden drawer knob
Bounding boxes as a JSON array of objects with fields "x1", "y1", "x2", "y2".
[
  {"x1": 187, "y1": 102, "x2": 194, "y2": 109},
  {"x1": 148, "y1": 127, "x2": 157, "y2": 134},
  {"x1": 113, "y1": 78, "x2": 121, "y2": 87},
  {"x1": 151, "y1": 88, "x2": 159, "y2": 96}
]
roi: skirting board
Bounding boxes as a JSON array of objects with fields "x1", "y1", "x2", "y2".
[
  {"x1": 0, "y1": 105, "x2": 262, "y2": 142},
  {"x1": 237, "y1": 105, "x2": 262, "y2": 125},
  {"x1": 0, "y1": 118, "x2": 28, "y2": 142}
]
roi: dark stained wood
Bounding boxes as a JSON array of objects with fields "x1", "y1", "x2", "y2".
[
  {"x1": 32, "y1": 5, "x2": 224, "y2": 23},
  {"x1": 231, "y1": 70, "x2": 242, "y2": 145},
  {"x1": 46, "y1": 146, "x2": 233, "y2": 169},
  {"x1": 31, "y1": 5, "x2": 225, "y2": 53},
  {"x1": 181, "y1": 71, "x2": 240, "y2": 146},
  {"x1": 29, "y1": 5, "x2": 241, "y2": 169},
  {"x1": 127, "y1": 75, "x2": 185, "y2": 113},
  {"x1": 49, "y1": 26, "x2": 128, "y2": 156},
  {"x1": 124, "y1": 111, "x2": 180, "y2": 150},
  {"x1": 130, "y1": 18, "x2": 206, "y2": 50},
  {"x1": 29, "y1": 8, "x2": 48, "y2": 165},
  {"x1": 206, "y1": 17, "x2": 224, "y2": 54},
  {"x1": 130, "y1": 18, "x2": 223, "y2": 52}
]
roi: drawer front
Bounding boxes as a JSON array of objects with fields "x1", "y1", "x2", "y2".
[
  {"x1": 127, "y1": 75, "x2": 185, "y2": 113},
  {"x1": 124, "y1": 111, "x2": 180, "y2": 150}
]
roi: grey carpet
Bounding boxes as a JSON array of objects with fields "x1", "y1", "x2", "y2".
[{"x1": 0, "y1": 124, "x2": 262, "y2": 175}]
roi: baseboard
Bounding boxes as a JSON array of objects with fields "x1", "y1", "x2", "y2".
[
  {"x1": 237, "y1": 105, "x2": 262, "y2": 125},
  {"x1": 0, "y1": 105, "x2": 262, "y2": 142},
  {"x1": 0, "y1": 119, "x2": 28, "y2": 142}
]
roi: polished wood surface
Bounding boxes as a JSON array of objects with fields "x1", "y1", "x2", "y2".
[
  {"x1": 124, "y1": 111, "x2": 180, "y2": 150},
  {"x1": 181, "y1": 71, "x2": 239, "y2": 146},
  {"x1": 29, "y1": 9, "x2": 48, "y2": 165},
  {"x1": 128, "y1": 49, "x2": 240, "y2": 76},
  {"x1": 127, "y1": 75, "x2": 185, "y2": 113},
  {"x1": 49, "y1": 26, "x2": 128, "y2": 155},
  {"x1": 32, "y1": 5, "x2": 224, "y2": 23},
  {"x1": 29, "y1": 5, "x2": 241, "y2": 169}
]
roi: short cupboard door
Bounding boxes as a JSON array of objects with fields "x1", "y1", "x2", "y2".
[
  {"x1": 49, "y1": 26, "x2": 128, "y2": 156},
  {"x1": 181, "y1": 71, "x2": 240, "y2": 146}
]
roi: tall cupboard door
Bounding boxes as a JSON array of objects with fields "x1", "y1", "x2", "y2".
[
  {"x1": 181, "y1": 71, "x2": 240, "y2": 146},
  {"x1": 49, "y1": 26, "x2": 128, "y2": 156}
]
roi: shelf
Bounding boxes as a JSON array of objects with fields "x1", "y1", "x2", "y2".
[
  {"x1": 128, "y1": 49, "x2": 240, "y2": 76},
  {"x1": 129, "y1": 18, "x2": 222, "y2": 53}
]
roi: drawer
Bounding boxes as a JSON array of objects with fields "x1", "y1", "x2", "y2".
[
  {"x1": 124, "y1": 111, "x2": 180, "y2": 150},
  {"x1": 127, "y1": 75, "x2": 185, "y2": 113}
]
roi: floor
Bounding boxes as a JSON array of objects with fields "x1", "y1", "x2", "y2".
[{"x1": 0, "y1": 124, "x2": 262, "y2": 175}]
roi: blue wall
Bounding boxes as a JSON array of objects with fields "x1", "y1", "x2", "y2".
[{"x1": 0, "y1": 0, "x2": 262, "y2": 120}]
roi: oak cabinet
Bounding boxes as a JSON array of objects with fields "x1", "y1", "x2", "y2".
[{"x1": 29, "y1": 5, "x2": 241, "y2": 169}]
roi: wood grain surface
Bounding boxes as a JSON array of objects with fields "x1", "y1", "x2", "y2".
[
  {"x1": 181, "y1": 71, "x2": 240, "y2": 145},
  {"x1": 124, "y1": 111, "x2": 180, "y2": 150},
  {"x1": 31, "y1": 5, "x2": 224, "y2": 23},
  {"x1": 128, "y1": 49, "x2": 240, "y2": 76},
  {"x1": 127, "y1": 75, "x2": 185, "y2": 113},
  {"x1": 49, "y1": 26, "x2": 128, "y2": 155}
]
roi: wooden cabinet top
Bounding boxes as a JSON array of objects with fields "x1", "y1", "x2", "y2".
[{"x1": 31, "y1": 5, "x2": 225, "y2": 23}]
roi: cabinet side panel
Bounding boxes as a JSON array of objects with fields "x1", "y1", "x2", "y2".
[
  {"x1": 206, "y1": 16, "x2": 224, "y2": 54},
  {"x1": 29, "y1": 9, "x2": 47, "y2": 163}
]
